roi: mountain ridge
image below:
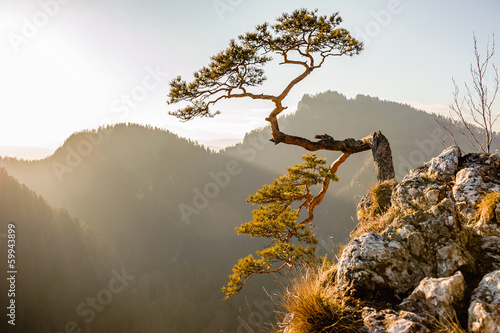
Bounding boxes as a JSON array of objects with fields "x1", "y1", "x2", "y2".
[{"x1": 1, "y1": 91, "x2": 498, "y2": 332}]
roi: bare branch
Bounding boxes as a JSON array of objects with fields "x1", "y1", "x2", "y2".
[{"x1": 438, "y1": 33, "x2": 499, "y2": 153}]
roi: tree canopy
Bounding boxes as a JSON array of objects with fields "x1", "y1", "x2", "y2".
[{"x1": 168, "y1": 8, "x2": 362, "y2": 123}]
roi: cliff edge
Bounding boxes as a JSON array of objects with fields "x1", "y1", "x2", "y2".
[{"x1": 280, "y1": 146, "x2": 500, "y2": 332}]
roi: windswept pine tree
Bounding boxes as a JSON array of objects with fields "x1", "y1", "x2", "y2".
[{"x1": 168, "y1": 8, "x2": 396, "y2": 297}]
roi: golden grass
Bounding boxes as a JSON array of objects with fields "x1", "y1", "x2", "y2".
[
  {"x1": 275, "y1": 266, "x2": 362, "y2": 333},
  {"x1": 429, "y1": 312, "x2": 467, "y2": 333},
  {"x1": 474, "y1": 191, "x2": 500, "y2": 225},
  {"x1": 369, "y1": 180, "x2": 398, "y2": 216},
  {"x1": 350, "y1": 180, "x2": 398, "y2": 240},
  {"x1": 333, "y1": 242, "x2": 349, "y2": 263},
  {"x1": 350, "y1": 208, "x2": 397, "y2": 240}
]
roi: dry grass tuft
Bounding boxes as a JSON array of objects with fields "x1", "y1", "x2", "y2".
[
  {"x1": 350, "y1": 209, "x2": 397, "y2": 240},
  {"x1": 474, "y1": 191, "x2": 500, "y2": 225},
  {"x1": 429, "y1": 312, "x2": 467, "y2": 333},
  {"x1": 369, "y1": 180, "x2": 398, "y2": 216},
  {"x1": 333, "y1": 242, "x2": 349, "y2": 263},
  {"x1": 275, "y1": 265, "x2": 362, "y2": 333},
  {"x1": 350, "y1": 180, "x2": 398, "y2": 240}
]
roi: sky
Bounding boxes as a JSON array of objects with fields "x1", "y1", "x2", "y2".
[{"x1": 1, "y1": 0, "x2": 500, "y2": 155}]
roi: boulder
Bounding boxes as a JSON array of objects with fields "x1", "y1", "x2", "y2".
[
  {"x1": 424, "y1": 146, "x2": 460, "y2": 181},
  {"x1": 479, "y1": 236, "x2": 500, "y2": 271},
  {"x1": 336, "y1": 232, "x2": 425, "y2": 299},
  {"x1": 280, "y1": 147, "x2": 500, "y2": 333},
  {"x1": 468, "y1": 270, "x2": 500, "y2": 333},
  {"x1": 453, "y1": 168, "x2": 492, "y2": 223},
  {"x1": 400, "y1": 271, "x2": 465, "y2": 320}
]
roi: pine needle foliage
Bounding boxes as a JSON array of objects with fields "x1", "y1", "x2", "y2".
[
  {"x1": 223, "y1": 153, "x2": 339, "y2": 299},
  {"x1": 168, "y1": 8, "x2": 362, "y2": 121}
]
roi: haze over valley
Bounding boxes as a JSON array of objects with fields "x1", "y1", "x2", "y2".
[{"x1": 1, "y1": 92, "x2": 498, "y2": 331}]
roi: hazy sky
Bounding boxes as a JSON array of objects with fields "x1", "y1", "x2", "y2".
[{"x1": 1, "y1": 0, "x2": 500, "y2": 151}]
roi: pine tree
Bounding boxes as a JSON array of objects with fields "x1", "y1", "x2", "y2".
[
  {"x1": 222, "y1": 153, "x2": 338, "y2": 298},
  {"x1": 168, "y1": 8, "x2": 396, "y2": 297}
]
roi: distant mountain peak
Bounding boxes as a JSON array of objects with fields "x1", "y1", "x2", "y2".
[{"x1": 0, "y1": 145, "x2": 55, "y2": 161}]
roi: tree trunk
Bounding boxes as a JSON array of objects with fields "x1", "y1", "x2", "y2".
[
  {"x1": 369, "y1": 131, "x2": 396, "y2": 182},
  {"x1": 269, "y1": 127, "x2": 396, "y2": 183}
]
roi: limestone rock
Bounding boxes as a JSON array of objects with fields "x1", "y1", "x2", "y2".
[
  {"x1": 468, "y1": 270, "x2": 500, "y2": 333},
  {"x1": 361, "y1": 307, "x2": 397, "y2": 333},
  {"x1": 453, "y1": 168, "x2": 492, "y2": 223},
  {"x1": 400, "y1": 271, "x2": 465, "y2": 320},
  {"x1": 337, "y1": 195, "x2": 476, "y2": 299},
  {"x1": 459, "y1": 152, "x2": 500, "y2": 183},
  {"x1": 337, "y1": 147, "x2": 500, "y2": 304},
  {"x1": 455, "y1": 152, "x2": 500, "y2": 224},
  {"x1": 336, "y1": 232, "x2": 425, "y2": 298},
  {"x1": 435, "y1": 241, "x2": 475, "y2": 277},
  {"x1": 425, "y1": 145, "x2": 460, "y2": 181},
  {"x1": 361, "y1": 307, "x2": 430, "y2": 333},
  {"x1": 391, "y1": 172, "x2": 449, "y2": 213},
  {"x1": 480, "y1": 236, "x2": 500, "y2": 271},
  {"x1": 386, "y1": 319, "x2": 429, "y2": 333},
  {"x1": 280, "y1": 147, "x2": 500, "y2": 333}
]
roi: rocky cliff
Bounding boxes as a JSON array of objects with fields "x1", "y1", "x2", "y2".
[{"x1": 281, "y1": 147, "x2": 500, "y2": 332}]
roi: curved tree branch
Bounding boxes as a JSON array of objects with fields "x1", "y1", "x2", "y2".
[
  {"x1": 298, "y1": 152, "x2": 351, "y2": 227},
  {"x1": 267, "y1": 102, "x2": 395, "y2": 182}
]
